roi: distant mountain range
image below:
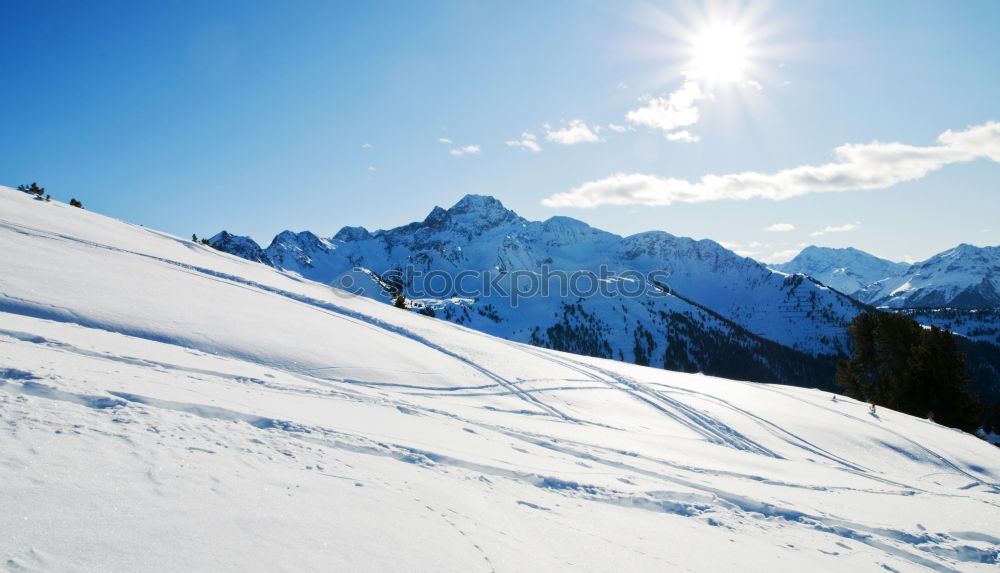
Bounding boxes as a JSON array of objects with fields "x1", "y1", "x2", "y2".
[
  {"x1": 772, "y1": 246, "x2": 911, "y2": 296},
  {"x1": 209, "y1": 194, "x2": 1000, "y2": 396},
  {"x1": 776, "y1": 244, "x2": 1000, "y2": 350},
  {"x1": 776, "y1": 244, "x2": 1000, "y2": 311},
  {"x1": 856, "y1": 244, "x2": 1000, "y2": 309}
]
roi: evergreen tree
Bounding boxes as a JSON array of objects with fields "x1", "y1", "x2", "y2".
[
  {"x1": 837, "y1": 312, "x2": 979, "y2": 432},
  {"x1": 394, "y1": 294, "x2": 407, "y2": 309},
  {"x1": 69, "y1": 198, "x2": 83, "y2": 208},
  {"x1": 192, "y1": 234, "x2": 199, "y2": 242},
  {"x1": 17, "y1": 182, "x2": 44, "y2": 196},
  {"x1": 908, "y1": 326, "x2": 979, "y2": 431}
]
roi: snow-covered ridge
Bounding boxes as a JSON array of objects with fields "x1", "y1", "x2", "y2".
[
  {"x1": 208, "y1": 230, "x2": 273, "y2": 266},
  {"x1": 210, "y1": 195, "x2": 869, "y2": 387},
  {"x1": 2, "y1": 185, "x2": 1000, "y2": 571},
  {"x1": 857, "y1": 244, "x2": 1000, "y2": 309},
  {"x1": 773, "y1": 245, "x2": 910, "y2": 296}
]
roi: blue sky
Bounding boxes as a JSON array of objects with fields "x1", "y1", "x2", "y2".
[{"x1": 3, "y1": 0, "x2": 998, "y2": 263}]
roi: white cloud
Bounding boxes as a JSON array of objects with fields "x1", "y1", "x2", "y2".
[
  {"x1": 665, "y1": 130, "x2": 700, "y2": 143},
  {"x1": 506, "y1": 132, "x2": 542, "y2": 152},
  {"x1": 618, "y1": 82, "x2": 628, "y2": 89},
  {"x1": 715, "y1": 240, "x2": 768, "y2": 254},
  {"x1": 361, "y1": 143, "x2": 372, "y2": 149},
  {"x1": 438, "y1": 138, "x2": 454, "y2": 145},
  {"x1": 545, "y1": 120, "x2": 600, "y2": 145},
  {"x1": 607, "y1": 123, "x2": 628, "y2": 133},
  {"x1": 743, "y1": 79, "x2": 763, "y2": 91},
  {"x1": 625, "y1": 80, "x2": 706, "y2": 134},
  {"x1": 810, "y1": 222, "x2": 860, "y2": 237},
  {"x1": 368, "y1": 166, "x2": 376, "y2": 172},
  {"x1": 542, "y1": 121, "x2": 1000, "y2": 208},
  {"x1": 764, "y1": 223, "x2": 795, "y2": 232},
  {"x1": 768, "y1": 249, "x2": 801, "y2": 263},
  {"x1": 450, "y1": 144, "x2": 481, "y2": 156}
]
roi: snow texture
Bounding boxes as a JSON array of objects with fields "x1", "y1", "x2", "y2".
[{"x1": 2, "y1": 187, "x2": 999, "y2": 572}]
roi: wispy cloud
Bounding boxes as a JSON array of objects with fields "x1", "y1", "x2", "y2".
[
  {"x1": 607, "y1": 123, "x2": 628, "y2": 133},
  {"x1": 810, "y1": 222, "x2": 860, "y2": 237},
  {"x1": 545, "y1": 120, "x2": 600, "y2": 145},
  {"x1": 506, "y1": 132, "x2": 542, "y2": 152},
  {"x1": 368, "y1": 165, "x2": 376, "y2": 172},
  {"x1": 450, "y1": 144, "x2": 481, "y2": 156},
  {"x1": 665, "y1": 130, "x2": 700, "y2": 143},
  {"x1": 716, "y1": 240, "x2": 770, "y2": 258},
  {"x1": 764, "y1": 223, "x2": 795, "y2": 232},
  {"x1": 361, "y1": 143, "x2": 373, "y2": 149},
  {"x1": 542, "y1": 121, "x2": 1000, "y2": 208},
  {"x1": 439, "y1": 137, "x2": 479, "y2": 156},
  {"x1": 768, "y1": 249, "x2": 801, "y2": 263},
  {"x1": 626, "y1": 80, "x2": 706, "y2": 136}
]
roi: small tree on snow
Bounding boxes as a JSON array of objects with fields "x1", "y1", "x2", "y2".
[
  {"x1": 394, "y1": 294, "x2": 407, "y2": 309},
  {"x1": 18, "y1": 183, "x2": 44, "y2": 196}
]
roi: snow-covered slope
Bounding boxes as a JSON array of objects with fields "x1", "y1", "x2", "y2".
[
  {"x1": 212, "y1": 196, "x2": 869, "y2": 388},
  {"x1": 774, "y1": 246, "x2": 910, "y2": 296},
  {"x1": 858, "y1": 244, "x2": 1000, "y2": 309},
  {"x1": 2, "y1": 187, "x2": 1000, "y2": 571}
]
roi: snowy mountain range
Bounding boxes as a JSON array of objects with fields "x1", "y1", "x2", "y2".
[
  {"x1": 777, "y1": 243, "x2": 1000, "y2": 311},
  {"x1": 857, "y1": 244, "x2": 1000, "y2": 309},
  {"x1": 778, "y1": 244, "x2": 1000, "y2": 349},
  {"x1": 2, "y1": 185, "x2": 999, "y2": 571},
  {"x1": 773, "y1": 246, "x2": 911, "y2": 296},
  {"x1": 204, "y1": 195, "x2": 1000, "y2": 393},
  {"x1": 210, "y1": 195, "x2": 873, "y2": 389}
]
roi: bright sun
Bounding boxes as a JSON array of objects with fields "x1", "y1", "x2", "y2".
[{"x1": 690, "y1": 23, "x2": 751, "y2": 83}]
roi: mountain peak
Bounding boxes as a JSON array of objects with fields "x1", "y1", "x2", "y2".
[
  {"x1": 207, "y1": 230, "x2": 271, "y2": 265},
  {"x1": 942, "y1": 243, "x2": 988, "y2": 258},
  {"x1": 448, "y1": 194, "x2": 509, "y2": 214},
  {"x1": 273, "y1": 230, "x2": 299, "y2": 243},
  {"x1": 333, "y1": 225, "x2": 372, "y2": 242},
  {"x1": 413, "y1": 194, "x2": 525, "y2": 233},
  {"x1": 776, "y1": 245, "x2": 908, "y2": 295},
  {"x1": 209, "y1": 230, "x2": 236, "y2": 243}
]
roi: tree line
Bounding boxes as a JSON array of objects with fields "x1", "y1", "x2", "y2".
[
  {"x1": 17, "y1": 182, "x2": 83, "y2": 208},
  {"x1": 837, "y1": 311, "x2": 980, "y2": 433}
]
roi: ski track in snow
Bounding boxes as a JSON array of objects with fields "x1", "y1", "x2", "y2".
[
  {"x1": 1, "y1": 191, "x2": 999, "y2": 572},
  {"x1": 3, "y1": 324, "x2": 998, "y2": 571}
]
